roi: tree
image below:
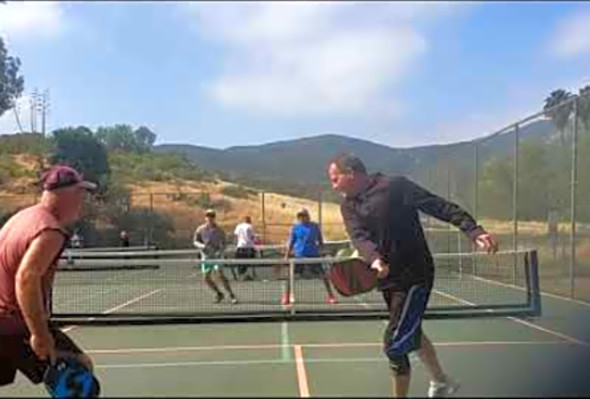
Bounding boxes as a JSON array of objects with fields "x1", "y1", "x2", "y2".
[
  {"x1": 95, "y1": 124, "x2": 157, "y2": 153},
  {"x1": 578, "y1": 86, "x2": 590, "y2": 130},
  {"x1": 133, "y1": 126, "x2": 156, "y2": 152},
  {"x1": 49, "y1": 126, "x2": 110, "y2": 188},
  {"x1": 95, "y1": 124, "x2": 137, "y2": 152},
  {"x1": 544, "y1": 89, "x2": 573, "y2": 147},
  {"x1": 0, "y1": 37, "x2": 25, "y2": 119}
]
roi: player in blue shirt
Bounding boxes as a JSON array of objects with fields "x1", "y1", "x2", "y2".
[{"x1": 282, "y1": 208, "x2": 336, "y2": 305}]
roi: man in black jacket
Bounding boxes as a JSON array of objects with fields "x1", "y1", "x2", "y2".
[{"x1": 327, "y1": 154, "x2": 498, "y2": 398}]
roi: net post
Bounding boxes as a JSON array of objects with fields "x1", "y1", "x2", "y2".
[
  {"x1": 457, "y1": 231, "x2": 463, "y2": 278},
  {"x1": 289, "y1": 259, "x2": 296, "y2": 315},
  {"x1": 526, "y1": 250, "x2": 542, "y2": 316}
]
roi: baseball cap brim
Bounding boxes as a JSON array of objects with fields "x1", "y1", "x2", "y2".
[{"x1": 78, "y1": 181, "x2": 98, "y2": 191}]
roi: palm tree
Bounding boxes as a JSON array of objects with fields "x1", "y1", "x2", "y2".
[
  {"x1": 544, "y1": 89, "x2": 573, "y2": 147},
  {"x1": 578, "y1": 86, "x2": 590, "y2": 130}
]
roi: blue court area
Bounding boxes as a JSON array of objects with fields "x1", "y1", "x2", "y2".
[{"x1": 2, "y1": 291, "x2": 590, "y2": 397}]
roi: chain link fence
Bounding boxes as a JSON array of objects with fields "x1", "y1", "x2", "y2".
[{"x1": 1, "y1": 92, "x2": 589, "y2": 302}]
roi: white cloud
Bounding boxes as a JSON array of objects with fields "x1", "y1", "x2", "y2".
[
  {"x1": 549, "y1": 9, "x2": 590, "y2": 58},
  {"x1": 0, "y1": 1, "x2": 65, "y2": 39},
  {"x1": 181, "y1": 2, "x2": 459, "y2": 116}
]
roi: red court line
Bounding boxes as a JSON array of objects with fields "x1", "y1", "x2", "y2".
[{"x1": 294, "y1": 345, "x2": 310, "y2": 398}]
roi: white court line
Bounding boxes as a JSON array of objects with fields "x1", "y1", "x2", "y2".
[
  {"x1": 61, "y1": 289, "x2": 163, "y2": 333},
  {"x1": 433, "y1": 289, "x2": 590, "y2": 347},
  {"x1": 470, "y1": 275, "x2": 590, "y2": 308},
  {"x1": 55, "y1": 268, "x2": 157, "y2": 308},
  {"x1": 95, "y1": 358, "x2": 379, "y2": 369},
  {"x1": 281, "y1": 321, "x2": 291, "y2": 361},
  {"x1": 102, "y1": 289, "x2": 162, "y2": 314},
  {"x1": 85, "y1": 340, "x2": 569, "y2": 354},
  {"x1": 294, "y1": 345, "x2": 310, "y2": 398},
  {"x1": 93, "y1": 345, "x2": 580, "y2": 370}
]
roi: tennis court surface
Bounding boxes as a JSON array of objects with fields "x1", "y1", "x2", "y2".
[{"x1": 2, "y1": 248, "x2": 590, "y2": 396}]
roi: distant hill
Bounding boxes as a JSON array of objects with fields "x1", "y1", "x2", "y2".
[{"x1": 155, "y1": 119, "x2": 557, "y2": 190}]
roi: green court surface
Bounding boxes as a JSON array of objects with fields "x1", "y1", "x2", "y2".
[{"x1": 2, "y1": 291, "x2": 590, "y2": 397}]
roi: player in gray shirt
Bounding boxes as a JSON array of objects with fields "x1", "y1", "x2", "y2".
[{"x1": 193, "y1": 209, "x2": 238, "y2": 304}]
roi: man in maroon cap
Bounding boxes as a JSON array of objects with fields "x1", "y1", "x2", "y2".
[{"x1": 0, "y1": 165, "x2": 96, "y2": 389}]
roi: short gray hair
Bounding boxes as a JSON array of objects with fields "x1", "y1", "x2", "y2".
[{"x1": 328, "y1": 153, "x2": 367, "y2": 175}]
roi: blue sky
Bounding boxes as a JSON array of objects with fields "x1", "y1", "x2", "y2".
[{"x1": 0, "y1": 1, "x2": 589, "y2": 149}]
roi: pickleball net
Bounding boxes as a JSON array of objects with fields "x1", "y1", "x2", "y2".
[{"x1": 50, "y1": 245, "x2": 541, "y2": 325}]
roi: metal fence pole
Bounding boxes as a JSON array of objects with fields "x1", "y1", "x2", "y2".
[
  {"x1": 512, "y1": 124, "x2": 520, "y2": 284},
  {"x1": 570, "y1": 97, "x2": 579, "y2": 298},
  {"x1": 446, "y1": 163, "x2": 452, "y2": 253},
  {"x1": 474, "y1": 142, "x2": 479, "y2": 222},
  {"x1": 318, "y1": 187, "x2": 323, "y2": 234},
  {"x1": 261, "y1": 191, "x2": 267, "y2": 244},
  {"x1": 473, "y1": 142, "x2": 479, "y2": 274},
  {"x1": 149, "y1": 193, "x2": 154, "y2": 246}
]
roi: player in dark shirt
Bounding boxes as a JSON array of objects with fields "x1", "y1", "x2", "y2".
[{"x1": 327, "y1": 154, "x2": 498, "y2": 398}]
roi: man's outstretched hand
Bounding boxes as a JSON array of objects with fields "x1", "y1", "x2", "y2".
[{"x1": 475, "y1": 233, "x2": 499, "y2": 254}]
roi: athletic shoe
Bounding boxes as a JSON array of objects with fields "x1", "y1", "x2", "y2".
[
  {"x1": 327, "y1": 295, "x2": 337, "y2": 304},
  {"x1": 230, "y1": 296, "x2": 238, "y2": 305},
  {"x1": 428, "y1": 378, "x2": 460, "y2": 398},
  {"x1": 281, "y1": 293, "x2": 290, "y2": 305},
  {"x1": 215, "y1": 292, "x2": 224, "y2": 303}
]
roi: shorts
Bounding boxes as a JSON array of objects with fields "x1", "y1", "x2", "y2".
[
  {"x1": 295, "y1": 262, "x2": 326, "y2": 278},
  {"x1": 0, "y1": 319, "x2": 83, "y2": 386},
  {"x1": 201, "y1": 252, "x2": 224, "y2": 274},
  {"x1": 382, "y1": 283, "x2": 432, "y2": 358},
  {"x1": 235, "y1": 247, "x2": 257, "y2": 275}
]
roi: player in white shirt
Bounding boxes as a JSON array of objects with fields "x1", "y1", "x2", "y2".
[{"x1": 234, "y1": 216, "x2": 257, "y2": 281}]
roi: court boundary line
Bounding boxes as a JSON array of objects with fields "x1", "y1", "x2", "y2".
[
  {"x1": 433, "y1": 289, "x2": 590, "y2": 347},
  {"x1": 93, "y1": 358, "x2": 377, "y2": 369},
  {"x1": 294, "y1": 345, "x2": 310, "y2": 398},
  {"x1": 281, "y1": 321, "x2": 290, "y2": 361},
  {"x1": 84, "y1": 340, "x2": 570, "y2": 354},
  {"x1": 469, "y1": 274, "x2": 590, "y2": 308},
  {"x1": 62, "y1": 289, "x2": 163, "y2": 333},
  {"x1": 92, "y1": 346, "x2": 584, "y2": 370}
]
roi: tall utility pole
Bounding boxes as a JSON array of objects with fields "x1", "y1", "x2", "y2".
[
  {"x1": 30, "y1": 88, "x2": 38, "y2": 133},
  {"x1": 28, "y1": 88, "x2": 50, "y2": 135},
  {"x1": 12, "y1": 104, "x2": 24, "y2": 133},
  {"x1": 40, "y1": 89, "x2": 50, "y2": 135}
]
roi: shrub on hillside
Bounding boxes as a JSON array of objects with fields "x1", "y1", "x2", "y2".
[{"x1": 220, "y1": 185, "x2": 257, "y2": 199}]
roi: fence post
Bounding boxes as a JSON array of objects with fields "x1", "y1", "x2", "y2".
[
  {"x1": 149, "y1": 193, "x2": 154, "y2": 246},
  {"x1": 570, "y1": 97, "x2": 579, "y2": 298},
  {"x1": 261, "y1": 191, "x2": 267, "y2": 244},
  {"x1": 472, "y1": 142, "x2": 479, "y2": 273},
  {"x1": 512, "y1": 124, "x2": 520, "y2": 284},
  {"x1": 318, "y1": 187, "x2": 323, "y2": 234}
]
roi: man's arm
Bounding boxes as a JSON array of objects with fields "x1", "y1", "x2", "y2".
[
  {"x1": 193, "y1": 228, "x2": 205, "y2": 249},
  {"x1": 220, "y1": 228, "x2": 227, "y2": 250},
  {"x1": 340, "y1": 202, "x2": 380, "y2": 265},
  {"x1": 16, "y1": 230, "x2": 65, "y2": 359},
  {"x1": 285, "y1": 227, "x2": 295, "y2": 259},
  {"x1": 315, "y1": 223, "x2": 325, "y2": 254},
  {"x1": 400, "y1": 177, "x2": 498, "y2": 252},
  {"x1": 401, "y1": 177, "x2": 483, "y2": 238},
  {"x1": 340, "y1": 203, "x2": 389, "y2": 277},
  {"x1": 247, "y1": 225, "x2": 255, "y2": 244}
]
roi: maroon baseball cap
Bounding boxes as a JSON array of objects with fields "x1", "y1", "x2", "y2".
[{"x1": 40, "y1": 165, "x2": 97, "y2": 192}]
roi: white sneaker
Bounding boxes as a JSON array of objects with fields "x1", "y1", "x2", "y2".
[{"x1": 428, "y1": 378, "x2": 460, "y2": 398}]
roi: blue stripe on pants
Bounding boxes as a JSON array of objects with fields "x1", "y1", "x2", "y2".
[{"x1": 386, "y1": 284, "x2": 430, "y2": 357}]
